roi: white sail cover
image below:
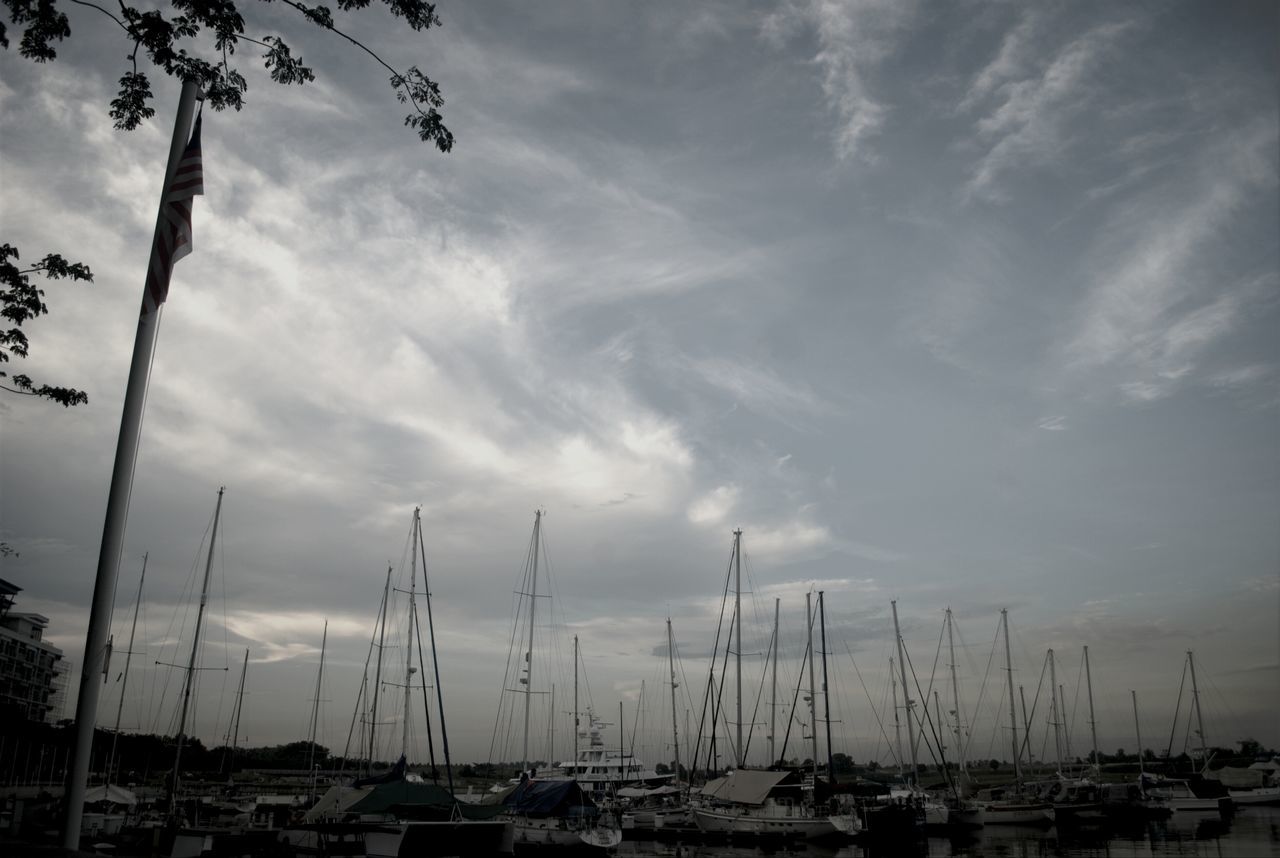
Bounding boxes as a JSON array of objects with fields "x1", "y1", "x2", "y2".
[
  {"x1": 83, "y1": 784, "x2": 137, "y2": 806},
  {"x1": 699, "y1": 769, "x2": 788, "y2": 805}
]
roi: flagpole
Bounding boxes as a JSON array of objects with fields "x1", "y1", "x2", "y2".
[{"x1": 62, "y1": 79, "x2": 200, "y2": 849}]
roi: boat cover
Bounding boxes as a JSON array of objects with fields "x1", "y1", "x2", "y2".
[
  {"x1": 348, "y1": 781, "x2": 503, "y2": 819},
  {"x1": 502, "y1": 779, "x2": 599, "y2": 817},
  {"x1": 83, "y1": 784, "x2": 138, "y2": 807},
  {"x1": 353, "y1": 754, "x2": 407, "y2": 786},
  {"x1": 699, "y1": 769, "x2": 789, "y2": 805}
]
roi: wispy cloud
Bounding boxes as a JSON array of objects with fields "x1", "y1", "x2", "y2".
[
  {"x1": 761, "y1": 0, "x2": 914, "y2": 161},
  {"x1": 964, "y1": 21, "x2": 1133, "y2": 202},
  {"x1": 1037, "y1": 416, "x2": 1067, "y2": 431},
  {"x1": 958, "y1": 9, "x2": 1044, "y2": 114},
  {"x1": 688, "y1": 356, "x2": 829, "y2": 427},
  {"x1": 1062, "y1": 122, "x2": 1278, "y2": 402}
]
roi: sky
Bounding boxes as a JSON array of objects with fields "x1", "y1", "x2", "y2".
[{"x1": 1, "y1": 1, "x2": 1277, "y2": 772}]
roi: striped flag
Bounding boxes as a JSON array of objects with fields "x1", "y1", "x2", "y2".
[{"x1": 142, "y1": 114, "x2": 204, "y2": 316}]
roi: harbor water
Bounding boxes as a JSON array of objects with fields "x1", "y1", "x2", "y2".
[{"x1": 617, "y1": 805, "x2": 1280, "y2": 857}]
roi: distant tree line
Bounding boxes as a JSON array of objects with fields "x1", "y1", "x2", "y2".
[{"x1": 2, "y1": 713, "x2": 1271, "y2": 788}]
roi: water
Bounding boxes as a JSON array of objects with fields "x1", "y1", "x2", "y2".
[{"x1": 617, "y1": 806, "x2": 1280, "y2": 857}]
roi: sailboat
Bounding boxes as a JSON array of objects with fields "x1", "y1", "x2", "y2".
[
  {"x1": 690, "y1": 531, "x2": 857, "y2": 840},
  {"x1": 618, "y1": 619, "x2": 696, "y2": 834},
  {"x1": 281, "y1": 507, "x2": 514, "y2": 857},
  {"x1": 882, "y1": 600, "x2": 948, "y2": 830},
  {"x1": 488, "y1": 510, "x2": 621, "y2": 850},
  {"x1": 1141, "y1": 650, "x2": 1230, "y2": 816},
  {"x1": 973, "y1": 609, "x2": 1055, "y2": 826}
]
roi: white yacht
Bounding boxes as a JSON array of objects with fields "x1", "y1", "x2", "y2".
[{"x1": 554, "y1": 708, "x2": 674, "y2": 790}]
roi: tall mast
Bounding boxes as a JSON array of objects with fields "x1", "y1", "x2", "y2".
[
  {"x1": 890, "y1": 657, "x2": 904, "y2": 777},
  {"x1": 403, "y1": 520, "x2": 418, "y2": 762},
  {"x1": 225, "y1": 648, "x2": 249, "y2": 776},
  {"x1": 892, "y1": 600, "x2": 917, "y2": 785},
  {"x1": 170, "y1": 486, "x2": 224, "y2": 813},
  {"x1": 1002, "y1": 609, "x2": 1020, "y2": 782},
  {"x1": 548, "y1": 684, "x2": 556, "y2": 765},
  {"x1": 1187, "y1": 650, "x2": 1207, "y2": 772},
  {"x1": 1048, "y1": 649, "x2": 1061, "y2": 772},
  {"x1": 946, "y1": 608, "x2": 966, "y2": 779},
  {"x1": 1084, "y1": 645, "x2": 1099, "y2": 776},
  {"x1": 1059, "y1": 683, "x2": 1073, "y2": 762},
  {"x1": 806, "y1": 592, "x2": 817, "y2": 779},
  {"x1": 307, "y1": 620, "x2": 328, "y2": 792},
  {"x1": 819, "y1": 591, "x2": 833, "y2": 782},
  {"x1": 1131, "y1": 690, "x2": 1145, "y2": 777},
  {"x1": 769, "y1": 598, "x2": 779, "y2": 767},
  {"x1": 416, "y1": 506, "x2": 454, "y2": 793},
  {"x1": 573, "y1": 635, "x2": 579, "y2": 777},
  {"x1": 1019, "y1": 685, "x2": 1034, "y2": 772},
  {"x1": 108, "y1": 554, "x2": 147, "y2": 786},
  {"x1": 368, "y1": 567, "x2": 391, "y2": 771},
  {"x1": 668, "y1": 619, "x2": 681, "y2": 784},
  {"x1": 521, "y1": 510, "x2": 542, "y2": 773},
  {"x1": 733, "y1": 528, "x2": 743, "y2": 768}
]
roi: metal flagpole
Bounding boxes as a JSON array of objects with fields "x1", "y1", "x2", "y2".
[{"x1": 62, "y1": 79, "x2": 199, "y2": 849}]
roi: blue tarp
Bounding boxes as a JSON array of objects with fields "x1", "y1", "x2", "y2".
[{"x1": 502, "y1": 779, "x2": 599, "y2": 818}]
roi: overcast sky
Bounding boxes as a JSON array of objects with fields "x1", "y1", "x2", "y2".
[{"x1": 1, "y1": 1, "x2": 1276, "y2": 770}]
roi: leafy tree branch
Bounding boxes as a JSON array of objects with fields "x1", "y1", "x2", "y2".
[
  {"x1": 1, "y1": 244, "x2": 94, "y2": 406},
  {"x1": 2, "y1": 0, "x2": 453, "y2": 150}
]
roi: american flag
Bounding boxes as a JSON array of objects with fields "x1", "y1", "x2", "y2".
[{"x1": 142, "y1": 114, "x2": 204, "y2": 316}]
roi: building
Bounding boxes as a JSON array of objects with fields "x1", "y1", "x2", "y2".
[{"x1": 0, "y1": 578, "x2": 66, "y2": 723}]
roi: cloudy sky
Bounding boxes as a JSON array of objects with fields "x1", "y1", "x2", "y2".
[{"x1": 1, "y1": 1, "x2": 1276, "y2": 770}]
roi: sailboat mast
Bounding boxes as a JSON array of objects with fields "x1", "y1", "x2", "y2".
[
  {"x1": 1084, "y1": 645, "x2": 1099, "y2": 774},
  {"x1": 226, "y1": 648, "x2": 249, "y2": 774},
  {"x1": 770, "y1": 598, "x2": 779, "y2": 767},
  {"x1": 733, "y1": 528, "x2": 743, "y2": 768},
  {"x1": 522, "y1": 510, "x2": 542, "y2": 773},
  {"x1": 404, "y1": 523, "x2": 418, "y2": 762},
  {"x1": 807, "y1": 592, "x2": 818, "y2": 779},
  {"x1": 1131, "y1": 690, "x2": 1145, "y2": 777},
  {"x1": 368, "y1": 567, "x2": 391, "y2": 771},
  {"x1": 1059, "y1": 683, "x2": 1072, "y2": 762},
  {"x1": 1187, "y1": 650, "x2": 1207, "y2": 771},
  {"x1": 170, "y1": 486, "x2": 224, "y2": 811},
  {"x1": 307, "y1": 620, "x2": 327, "y2": 786},
  {"x1": 819, "y1": 591, "x2": 833, "y2": 782},
  {"x1": 1019, "y1": 685, "x2": 1034, "y2": 771},
  {"x1": 668, "y1": 619, "x2": 680, "y2": 784},
  {"x1": 890, "y1": 657, "x2": 903, "y2": 777},
  {"x1": 573, "y1": 635, "x2": 580, "y2": 776},
  {"x1": 1048, "y1": 649, "x2": 1061, "y2": 772},
  {"x1": 413, "y1": 508, "x2": 451, "y2": 790},
  {"x1": 946, "y1": 608, "x2": 966, "y2": 778},
  {"x1": 892, "y1": 601, "x2": 917, "y2": 784},
  {"x1": 108, "y1": 554, "x2": 147, "y2": 785},
  {"x1": 1002, "y1": 609, "x2": 1020, "y2": 782}
]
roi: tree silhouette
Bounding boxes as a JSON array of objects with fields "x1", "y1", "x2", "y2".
[{"x1": 1, "y1": 0, "x2": 453, "y2": 150}]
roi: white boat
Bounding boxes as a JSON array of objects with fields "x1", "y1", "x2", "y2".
[
  {"x1": 554, "y1": 708, "x2": 673, "y2": 789},
  {"x1": 1144, "y1": 777, "x2": 1227, "y2": 814},
  {"x1": 1228, "y1": 784, "x2": 1280, "y2": 806},
  {"x1": 974, "y1": 787, "x2": 1056, "y2": 826},
  {"x1": 692, "y1": 768, "x2": 857, "y2": 839},
  {"x1": 618, "y1": 785, "x2": 694, "y2": 831}
]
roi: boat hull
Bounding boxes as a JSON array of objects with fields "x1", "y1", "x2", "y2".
[
  {"x1": 692, "y1": 806, "x2": 852, "y2": 839},
  {"x1": 980, "y1": 801, "x2": 1055, "y2": 826}
]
